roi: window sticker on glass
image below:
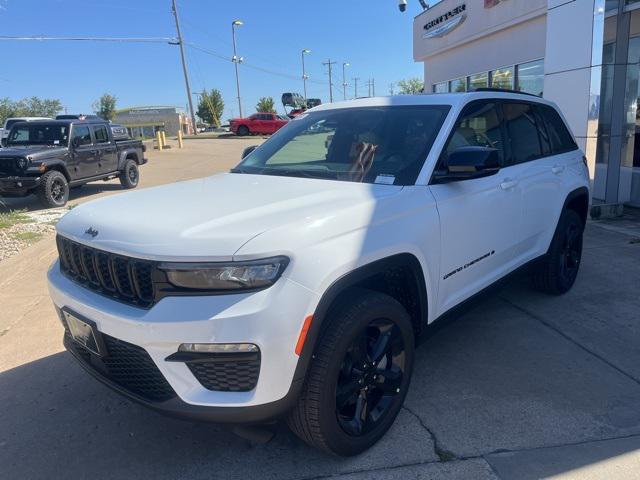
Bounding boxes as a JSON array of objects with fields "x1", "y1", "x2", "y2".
[{"x1": 375, "y1": 174, "x2": 396, "y2": 185}]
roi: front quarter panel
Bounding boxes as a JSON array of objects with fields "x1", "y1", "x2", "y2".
[{"x1": 234, "y1": 185, "x2": 442, "y2": 325}]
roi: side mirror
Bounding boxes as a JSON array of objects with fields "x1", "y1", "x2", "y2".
[
  {"x1": 433, "y1": 146, "x2": 500, "y2": 184},
  {"x1": 241, "y1": 145, "x2": 259, "y2": 160}
]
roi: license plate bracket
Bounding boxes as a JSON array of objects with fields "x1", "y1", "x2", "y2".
[{"x1": 62, "y1": 309, "x2": 105, "y2": 357}]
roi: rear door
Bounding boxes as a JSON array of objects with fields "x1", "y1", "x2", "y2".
[
  {"x1": 69, "y1": 125, "x2": 95, "y2": 179},
  {"x1": 502, "y1": 101, "x2": 578, "y2": 259},
  {"x1": 430, "y1": 100, "x2": 523, "y2": 314},
  {"x1": 92, "y1": 124, "x2": 117, "y2": 174}
]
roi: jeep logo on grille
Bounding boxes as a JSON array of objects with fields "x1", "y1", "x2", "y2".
[{"x1": 84, "y1": 227, "x2": 99, "y2": 238}]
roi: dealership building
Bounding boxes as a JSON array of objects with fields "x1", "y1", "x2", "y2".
[
  {"x1": 413, "y1": 0, "x2": 640, "y2": 211},
  {"x1": 112, "y1": 106, "x2": 193, "y2": 139}
]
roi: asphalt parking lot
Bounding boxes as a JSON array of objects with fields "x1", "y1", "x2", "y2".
[{"x1": 1, "y1": 139, "x2": 640, "y2": 479}]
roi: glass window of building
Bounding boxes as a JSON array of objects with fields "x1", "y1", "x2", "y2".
[
  {"x1": 468, "y1": 72, "x2": 489, "y2": 91},
  {"x1": 449, "y1": 78, "x2": 466, "y2": 92},
  {"x1": 433, "y1": 82, "x2": 448, "y2": 93},
  {"x1": 491, "y1": 66, "x2": 514, "y2": 90},
  {"x1": 516, "y1": 59, "x2": 544, "y2": 96}
]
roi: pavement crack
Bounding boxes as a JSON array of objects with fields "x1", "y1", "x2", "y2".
[
  {"x1": 402, "y1": 405, "x2": 457, "y2": 462},
  {"x1": 500, "y1": 296, "x2": 640, "y2": 387}
]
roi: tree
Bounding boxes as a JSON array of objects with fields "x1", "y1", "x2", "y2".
[
  {"x1": 0, "y1": 96, "x2": 63, "y2": 124},
  {"x1": 196, "y1": 89, "x2": 224, "y2": 126},
  {"x1": 256, "y1": 97, "x2": 276, "y2": 113},
  {"x1": 397, "y1": 78, "x2": 424, "y2": 95},
  {"x1": 93, "y1": 93, "x2": 117, "y2": 121}
]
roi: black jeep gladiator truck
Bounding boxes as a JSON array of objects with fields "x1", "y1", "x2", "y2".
[{"x1": 0, "y1": 119, "x2": 147, "y2": 207}]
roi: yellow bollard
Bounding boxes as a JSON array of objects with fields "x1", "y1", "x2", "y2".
[
  {"x1": 156, "y1": 131, "x2": 163, "y2": 151},
  {"x1": 177, "y1": 129, "x2": 184, "y2": 149},
  {"x1": 161, "y1": 131, "x2": 167, "y2": 148}
]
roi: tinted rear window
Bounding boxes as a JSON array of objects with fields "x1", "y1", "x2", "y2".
[
  {"x1": 503, "y1": 102, "x2": 542, "y2": 164},
  {"x1": 537, "y1": 105, "x2": 577, "y2": 154}
]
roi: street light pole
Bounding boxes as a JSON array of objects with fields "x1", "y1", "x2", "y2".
[
  {"x1": 342, "y1": 62, "x2": 350, "y2": 101},
  {"x1": 353, "y1": 77, "x2": 360, "y2": 99},
  {"x1": 171, "y1": 0, "x2": 197, "y2": 135},
  {"x1": 231, "y1": 20, "x2": 244, "y2": 118},
  {"x1": 301, "y1": 49, "x2": 311, "y2": 101}
]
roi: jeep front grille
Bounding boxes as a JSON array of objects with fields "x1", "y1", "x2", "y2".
[{"x1": 56, "y1": 235, "x2": 155, "y2": 308}]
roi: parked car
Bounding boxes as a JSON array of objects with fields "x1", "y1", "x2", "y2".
[
  {"x1": 1, "y1": 117, "x2": 51, "y2": 146},
  {"x1": 230, "y1": 113, "x2": 289, "y2": 136},
  {"x1": 0, "y1": 119, "x2": 146, "y2": 207},
  {"x1": 48, "y1": 91, "x2": 589, "y2": 456}
]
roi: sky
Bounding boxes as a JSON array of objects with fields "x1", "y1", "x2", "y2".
[{"x1": 0, "y1": 0, "x2": 428, "y2": 121}]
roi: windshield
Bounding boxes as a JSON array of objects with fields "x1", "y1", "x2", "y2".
[
  {"x1": 7, "y1": 123, "x2": 70, "y2": 146},
  {"x1": 234, "y1": 105, "x2": 450, "y2": 185}
]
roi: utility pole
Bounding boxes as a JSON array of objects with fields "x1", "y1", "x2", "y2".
[
  {"x1": 372, "y1": 78, "x2": 376, "y2": 96},
  {"x1": 389, "y1": 83, "x2": 395, "y2": 95},
  {"x1": 171, "y1": 0, "x2": 197, "y2": 135},
  {"x1": 367, "y1": 79, "x2": 372, "y2": 97},
  {"x1": 322, "y1": 58, "x2": 337, "y2": 103},
  {"x1": 342, "y1": 62, "x2": 350, "y2": 101},
  {"x1": 353, "y1": 77, "x2": 360, "y2": 99}
]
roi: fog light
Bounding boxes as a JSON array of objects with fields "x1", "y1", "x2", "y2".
[{"x1": 178, "y1": 343, "x2": 258, "y2": 353}]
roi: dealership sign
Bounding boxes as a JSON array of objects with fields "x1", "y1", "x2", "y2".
[{"x1": 422, "y1": 4, "x2": 467, "y2": 38}]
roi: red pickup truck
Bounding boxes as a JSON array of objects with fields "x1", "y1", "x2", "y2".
[{"x1": 230, "y1": 113, "x2": 289, "y2": 136}]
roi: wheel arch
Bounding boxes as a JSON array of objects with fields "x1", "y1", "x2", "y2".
[
  {"x1": 119, "y1": 150, "x2": 139, "y2": 169},
  {"x1": 44, "y1": 162, "x2": 71, "y2": 181},
  {"x1": 292, "y1": 253, "x2": 428, "y2": 384},
  {"x1": 562, "y1": 186, "x2": 589, "y2": 227}
]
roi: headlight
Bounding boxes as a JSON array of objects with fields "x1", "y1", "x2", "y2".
[
  {"x1": 160, "y1": 256, "x2": 289, "y2": 291},
  {"x1": 16, "y1": 157, "x2": 28, "y2": 169}
]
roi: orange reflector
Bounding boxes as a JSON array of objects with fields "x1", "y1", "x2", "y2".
[{"x1": 295, "y1": 315, "x2": 313, "y2": 356}]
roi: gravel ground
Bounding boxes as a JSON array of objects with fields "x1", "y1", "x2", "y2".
[{"x1": 0, "y1": 208, "x2": 68, "y2": 262}]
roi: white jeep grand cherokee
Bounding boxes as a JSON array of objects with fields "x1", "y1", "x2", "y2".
[{"x1": 48, "y1": 91, "x2": 590, "y2": 455}]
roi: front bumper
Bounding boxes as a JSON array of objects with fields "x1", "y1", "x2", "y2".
[
  {"x1": 0, "y1": 176, "x2": 40, "y2": 195},
  {"x1": 48, "y1": 260, "x2": 319, "y2": 422}
]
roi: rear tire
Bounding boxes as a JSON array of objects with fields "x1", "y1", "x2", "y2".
[
  {"x1": 119, "y1": 159, "x2": 139, "y2": 189},
  {"x1": 531, "y1": 209, "x2": 584, "y2": 295},
  {"x1": 37, "y1": 170, "x2": 69, "y2": 208},
  {"x1": 287, "y1": 289, "x2": 415, "y2": 456},
  {"x1": 237, "y1": 125, "x2": 250, "y2": 136}
]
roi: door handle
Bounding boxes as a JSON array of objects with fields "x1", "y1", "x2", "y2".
[
  {"x1": 500, "y1": 178, "x2": 518, "y2": 190},
  {"x1": 551, "y1": 165, "x2": 565, "y2": 175}
]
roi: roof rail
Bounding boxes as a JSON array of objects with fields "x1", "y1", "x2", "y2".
[{"x1": 472, "y1": 87, "x2": 540, "y2": 97}]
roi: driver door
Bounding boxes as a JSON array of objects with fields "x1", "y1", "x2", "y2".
[{"x1": 430, "y1": 100, "x2": 523, "y2": 315}]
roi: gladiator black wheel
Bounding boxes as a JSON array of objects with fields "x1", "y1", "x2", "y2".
[
  {"x1": 287, "y1": 289, "x2": 415, "y2": 456},
  {"x1": 531, "y1": 209, "x2": 584, "y2": 295},
  {"x1": 119, "y1": 159, "x2": 139, "y2": 189},
  {"x1": 37, "y1": 170, "x2": 69, "y2": 208}
]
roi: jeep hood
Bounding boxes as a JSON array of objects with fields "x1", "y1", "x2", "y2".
[
  {"x1": 0, "y1": 145, "x2": 68, "y2": 159},
  {"x1": 56, "y1": 173, "x2": 403, "y2": 260}
]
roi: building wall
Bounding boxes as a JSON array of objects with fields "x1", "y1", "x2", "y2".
[
  {"x1": 113, "y1": 107, "x2": 189, "y2": 137},
  {"x1": 413, "y1": 0, "x2": 547, "y2": 88}
]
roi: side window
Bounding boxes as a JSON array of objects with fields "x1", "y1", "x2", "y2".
[
  {"x1": 71, "y1": 125, "x2": 92, "y2": 146},
  {"x1": 444, "y1": 101, "x2": 505, "y2": 165},
  {"x1": 93, "y1": 125, "x2": 109, "y2": 143},
  {"x1": 503, "y1": 102, "x2": 542, "y2": 164},
  {"x1": 538, "y1": 105, "x2": 578, "y2": 154},
  {"x1": 261, "y1": 114, "x2": 272, "y2": 121}
]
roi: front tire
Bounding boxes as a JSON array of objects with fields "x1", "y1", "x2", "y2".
[
  {"x1": 287, "y1": 289, "x2": 415, "y2": 456},
  {"x1": 37, "y1": 170, "x2": 69, "y2": 208},
  {"x1": 531, "y1": 209, "x2": 584, "y2": 295},
  {"x1": 119, "y1": 159, "x2": 139, "y2": 189},
  {"x1": 237, "y1": 125, "x2": 250, "y2": 136}
]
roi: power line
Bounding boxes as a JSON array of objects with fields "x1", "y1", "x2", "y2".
[{"x1": 0, "y1": 35, "x2": 175, "y2": 43}]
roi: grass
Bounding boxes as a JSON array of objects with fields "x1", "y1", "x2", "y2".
[
  {"x1": 10, "y1": 231, "x2": 43, "y2": 243},
  {"x1": 0, "y1": 210, "x2": 30, "y2": 229}
]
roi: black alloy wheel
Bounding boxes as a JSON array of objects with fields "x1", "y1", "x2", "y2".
[
  {"x1": 336, "y1": 318, "x2": 406, "y2": 436},
  {"x1": 287, "y1": 289, "x2": 415, "y2": 456}
]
